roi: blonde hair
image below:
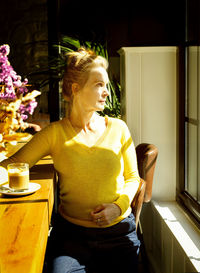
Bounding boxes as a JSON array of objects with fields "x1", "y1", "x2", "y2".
[{"x1": 62, "y1": 47, "x2": 108, "y2": 102}]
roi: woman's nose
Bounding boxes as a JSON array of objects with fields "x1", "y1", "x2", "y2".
[{"x1": 103, "y1": 86, "x2": 109, "y2": 97}]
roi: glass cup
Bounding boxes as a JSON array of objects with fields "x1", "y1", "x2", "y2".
[{"x1": 7, "y1": 163, "x2": 29, "y2": 190}]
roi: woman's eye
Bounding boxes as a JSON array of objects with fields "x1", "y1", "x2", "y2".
[{"x1": 97, "y1": 83, "x2": 103, "y2": 87}]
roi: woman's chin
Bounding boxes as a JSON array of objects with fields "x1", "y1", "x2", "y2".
[
  {"x1": 96, "y1": 107, "x2": 105, "y2": 112},
  {"x1": 96, "y1": 104, "x2": 106, "y2": 112}
]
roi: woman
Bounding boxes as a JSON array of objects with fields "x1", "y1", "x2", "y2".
[{"x1": 0, "y1": 48, "x2": 140, "y2": 273}]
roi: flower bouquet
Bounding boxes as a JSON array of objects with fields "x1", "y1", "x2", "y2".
[{"x1": 0, "y1": 44, "x2": 41, "y2": 153}]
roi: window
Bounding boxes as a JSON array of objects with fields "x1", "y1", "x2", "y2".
[
  {"x1": 177, "y1": 0, "x2": 200, "y2": 227},
  {"x1": 185, "y1": 46, "x2": 199, "y2": 201}
]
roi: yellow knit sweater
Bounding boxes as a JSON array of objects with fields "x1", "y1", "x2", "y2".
[{"x1": 0, "y1": 117, "x2": 140, "y2": 227}]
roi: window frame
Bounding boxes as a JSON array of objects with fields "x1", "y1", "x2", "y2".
[{"x1": 177, "y1": 0, "x2": 200, "y2": 228}]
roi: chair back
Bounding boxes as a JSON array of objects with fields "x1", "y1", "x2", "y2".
[{"x1": 131, "y1": 143, "x2": 158, "y2": 228}]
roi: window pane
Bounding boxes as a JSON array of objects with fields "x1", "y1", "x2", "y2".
[
  {"x1": 187, "y1": 46, "x2": 198, "y2": 119},
  {"x1": 186, "y1": 122, "x2": 198, "y2": 200},
  {"x1": 198, "y1": 47, "x2": 200, "y2": 202}
]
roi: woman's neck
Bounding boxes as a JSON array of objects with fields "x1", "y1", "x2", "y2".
[{"x1": 68, "y1": 108, "x2": 98, "y2": 132}]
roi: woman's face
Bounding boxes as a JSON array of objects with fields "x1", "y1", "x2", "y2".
[{"x1": 74, "y1": 66, "x2": 109, "y2": 112}]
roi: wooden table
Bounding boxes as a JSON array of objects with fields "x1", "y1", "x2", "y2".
[{"x1": 0, "y1": 157, "x2": 56, "y2": 273}]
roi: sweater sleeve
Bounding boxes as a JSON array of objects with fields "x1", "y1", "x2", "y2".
[
  {"x1": 113, "y1": 121, "x2": 140, "y2": 215},
  {"x1": 0, "y1": 123, "x2": 55, "y2": 183}
]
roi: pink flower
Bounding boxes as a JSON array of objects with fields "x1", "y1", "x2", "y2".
[
  {"x1": 0, "y1": 43, "x2": 41, "y2": 131},
  {"x1": 0, "y1": 44, "x2": 10, "y2": 56}
]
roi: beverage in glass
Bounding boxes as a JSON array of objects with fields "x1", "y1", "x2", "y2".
[{"x1": 7, "y1": 163, "x2": 29, "y2": 190}]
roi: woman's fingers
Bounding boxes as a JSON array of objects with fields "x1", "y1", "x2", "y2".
[{"x1": 91, "y1": 203, "x2": 121, "y2": 226}]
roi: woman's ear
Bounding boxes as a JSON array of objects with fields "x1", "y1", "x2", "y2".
[{"x1": 71, "y1": 83, "x2": 80, "y2": 96}]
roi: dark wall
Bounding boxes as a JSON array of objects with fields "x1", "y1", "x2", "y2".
[
  {"x1": 0, "y1": 0, "x2": 48, "y2": 77},
  {"x1": 0, "y1": 0, "x2": 186, "y2": 65},
  {"x1": 59, "y1": 0, "x2": 186, "y2": 56}
]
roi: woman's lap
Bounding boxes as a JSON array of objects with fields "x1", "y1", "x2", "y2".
[
  {"x1": 46, "y1": 213, "x2": 140, "y2": 273},
  {"x1": 51, "y1": 256, "x2": 87, "y2": 273}
]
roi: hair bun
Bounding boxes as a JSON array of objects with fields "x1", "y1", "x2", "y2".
[
  {"x1": 77, "y1": 47, "x2": 96, "y2": 56},
  {"x1": 67, "y1": 47, "x2": 97, "y2": 67}
]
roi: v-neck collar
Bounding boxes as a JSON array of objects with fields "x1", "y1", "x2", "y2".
[{"x1": 63, "y1": 116, "x2": 111, "y2": 149}]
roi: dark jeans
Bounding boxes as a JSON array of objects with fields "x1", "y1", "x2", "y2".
[{"x1": 46, "y1": 213, "x2": 140, "y2": 273}]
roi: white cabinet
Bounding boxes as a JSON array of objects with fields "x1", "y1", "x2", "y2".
[{"x1": 119, "y1": 47, "x2": 177, "y2": 200}]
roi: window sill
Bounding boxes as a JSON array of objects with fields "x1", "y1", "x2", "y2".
[{"x1": 152, "y1": 200, "x2": 200, "y2": 272}]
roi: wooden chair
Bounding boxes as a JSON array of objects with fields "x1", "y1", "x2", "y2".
[{"x1": 131, "y1": 143, "x2": 158, "y2": 229}]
